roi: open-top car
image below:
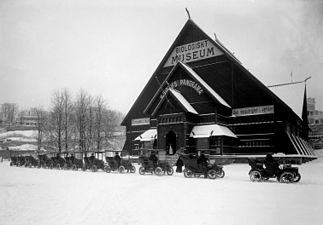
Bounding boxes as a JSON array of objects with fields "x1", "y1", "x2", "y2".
[
  {"x1": 137, "y1": 149, "x2": 175, "y2": 176},
  {"x1": 82, "y1": 152, "x2": 105, "y2": 172},
  {"x1": 180, "y1": 153, "x2": 225, "y2": 179},
  {"x1": 248, "y1": 155, "x2": 301, "y2": 183},
  {"x1": 104, "y1": 150, "x2": 136, "y2": 173}
]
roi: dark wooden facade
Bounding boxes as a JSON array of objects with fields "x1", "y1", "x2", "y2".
[{"x1": 121, "y1": 19, "x2": 314, "y2": 158}]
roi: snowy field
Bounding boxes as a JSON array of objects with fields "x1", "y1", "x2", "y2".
[{"x1": 1, "y1": 157, "x2": 323, "y2": 225}]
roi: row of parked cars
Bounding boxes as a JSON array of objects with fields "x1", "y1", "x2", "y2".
[
  {"x1": 9, "y1": 151, "x2": 226, "y2": 179},
  {"x1": 9, "y1": 151, "x2": 302, "y2": 183},
  {"x1": 9, "y1": 153, "x2": 136, "y2": 174}
]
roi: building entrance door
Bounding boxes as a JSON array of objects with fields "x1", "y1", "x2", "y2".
[{"x1": 166, "y1": 130, "x2": 177, "y2": 155}]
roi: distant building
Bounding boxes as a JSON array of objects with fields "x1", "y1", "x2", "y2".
[
  {"x1": 17, "y1": 111, "x2": 39, "y2": 127},
  {"x1": 307, "y1": 98, "x2": 323, "y2": 149}
]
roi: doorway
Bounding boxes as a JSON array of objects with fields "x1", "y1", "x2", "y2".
[{"x1": 166, "y1": 130, "x2": 177, "y2": 155}]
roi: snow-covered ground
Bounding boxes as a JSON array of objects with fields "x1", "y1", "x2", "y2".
[{"x1": 1, "y1": 157, "x2": 323, "y2": 225}]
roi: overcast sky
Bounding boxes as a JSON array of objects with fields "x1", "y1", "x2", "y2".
[{"x1": 1, "y1": 0, "x2": 322, "y2": 114}]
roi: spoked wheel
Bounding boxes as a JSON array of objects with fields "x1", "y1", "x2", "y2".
[
  {"x1": 130, "y1": 166, "x2": 136, "y2": 173},
  {"x1": 91, "y1": 165, "x2": 98, "y2": 172},
  {"x1": 216, "y1": 169, "x2": 225, "y2": 178},
  {"x1": 104, "y1": 166, "x2": 111, "y2": 173},
  {"x1": 184, "y1": 169, "x2": 193, "y2": 178},
  {"x1": 154, "y1": 167, "x2": 163, "y2": 176},
  {"x1": 118, "y1": 166, "x2": 125, "y2": 173},
  {"x1": 139, "y1": 166, "x2": 145, "y2": 175},
  {"x1": 249, "y1": 170, "x2": 262, "y2": 182},
  {"x1": 279, "y1": 172, "x2": 294, "y2": 183},
  {"x1": 207, "y1": 169, "x2": 217, "y2": 179},
  {"x1": 293, "y1": 173, "x2": 301, "y2": 183},
  {"x1": 167, "y1": 167, "x2": 174, "y2": 176},
  {"x1": 72, "y1": 164, "x2": 78, "y2": 171}
]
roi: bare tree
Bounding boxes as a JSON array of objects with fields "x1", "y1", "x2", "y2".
[
  {"x1": 75, "y1": 89, "x2": 92, "y2": 153},
  {"x1": 1, "y1": 103, "x2": 18, "y2": 127},
  {"x1": 94, "y1": 96, "x2": 105, "y2": 151},
  {"x1": 62, "y1": 89, "x2": 73, "y2": 152},
  {"x1": 50, "y1": 90, "x2": 65, "y2": 153}
]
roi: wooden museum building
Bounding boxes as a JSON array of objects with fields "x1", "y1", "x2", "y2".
[{"x1": 121, "y1": 18, "x2": 315, "y2": 161}]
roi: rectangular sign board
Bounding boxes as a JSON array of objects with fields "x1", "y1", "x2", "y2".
[
  {"x1": 232, "y1": 105, "x2": 274, "y2": 117},
  {"x1": 164, "y1": 39, "x2": 223, "y2": 67},
  {"x1": 131, "y1": 118, "x2": 150, "y2": 126}
]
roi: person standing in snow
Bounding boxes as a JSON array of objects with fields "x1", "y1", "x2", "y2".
[
  {"x1": 114, "y1": 152, "x2": 121, "y2": 168},
  {"x1": 175, "y1": 156, "x2": 183, "y2": 173}
]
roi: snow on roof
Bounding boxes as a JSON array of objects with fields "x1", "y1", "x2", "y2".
[
  {"x1": 190, "y1": 124, "x2": 237, "y2": 138},
  {"x1": 179, "y1": 62, "x2": 231, "y2": 108},
  {"x1": 169, "y1": 89, "x2": 198, "y2": 114},
  {"x1": 135, "y1": 129, "x2": 157, "y2": 142},
  {"x1": 268, "y1": 82, "x2": 305, "y2": 119}
]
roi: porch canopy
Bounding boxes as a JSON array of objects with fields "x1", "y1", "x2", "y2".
[
  {"x1": 134, "y1": 129, "x2": 157, "y2": 142},
  {"x1": 190, "y1": 124, "x2": 237, "y2": 138}
]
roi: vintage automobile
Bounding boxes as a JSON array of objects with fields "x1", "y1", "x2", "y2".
[
  {"x1": 180, "y1": 154, "x2": 225, "y2": 179},
  {"x1": 50, "y1": 154, "x2": 66, "y2": 169},
  {"x1": 105, "y1": 155, "x2": 136, "y2": 173},
  {"x1": 82, "y1": 153, "x2": 105, "y2": 172},
  {"x1": 138, "y1": 150, "x2": 174, "y2": 176},
  {"x1": 248, "y1": 158, "x2": 301, "y2": 183}
]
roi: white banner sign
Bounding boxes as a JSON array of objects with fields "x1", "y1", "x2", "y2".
[
  {"x1": 164, "y1": 39, "x2": 223, "y2": 67},
  {"x1": 232, "y1": 105, "x2": 274, "y2": 117},
  {"x1": 131, "y1": 118, "x2": 150, "y2": 126}
]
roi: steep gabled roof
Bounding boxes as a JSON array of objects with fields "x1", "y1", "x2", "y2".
[
  {"x1": 121, "y1": 18, "x2": 305, "y2": 126},
  {"x1": 144, "y1": 62, "x2": 230, "y2": 114},
  {"x1": 268, "y1": 82, "x2": 306, "y2": 119},
  {"x1": 152, "y1": 88, "x2": 198, "y2": 116}
]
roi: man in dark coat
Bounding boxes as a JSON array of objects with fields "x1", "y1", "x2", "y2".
[
  {"x1": 149, "y1": 152, "x2": 158, "y2": 167},
  {"x1": 264, "y1": 154, "x2": 280, "y2": 176},
  {"x1": 114, "y1": 152, "x2": 121, "y2": 168},
  {"x1": 89, "y1": 153, "x2": 95, "y2": 164},
  {"x1": 197, "y1": 153, "x2": 208, "y2": 178},
  {"x1": 175, "y1": 156, "x2": 183, "y2": 173}
]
